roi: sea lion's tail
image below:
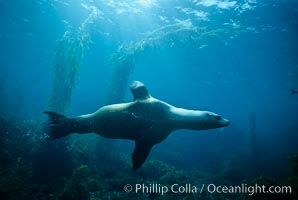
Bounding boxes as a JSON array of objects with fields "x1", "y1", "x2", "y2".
[{"x1": 43, "y1": 111, "x2": 75, "y2": 140}]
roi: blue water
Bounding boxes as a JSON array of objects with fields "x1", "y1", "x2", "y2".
[{"x1": 0, "y1": 0, "x2": 298, "y2": 199}]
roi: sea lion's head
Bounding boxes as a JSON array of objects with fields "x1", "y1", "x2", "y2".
[{"x1": 204, "y1": 111, "x2": 230, "y2": 129}]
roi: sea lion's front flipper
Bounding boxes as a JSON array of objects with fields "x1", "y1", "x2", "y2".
[{"x1": 132, "y1": 140, "x2": 154, "y2": 170}]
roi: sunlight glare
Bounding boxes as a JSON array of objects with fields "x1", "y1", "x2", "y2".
[{"x1": 136, "y1": 0, "x2": 154, "y2": 7}]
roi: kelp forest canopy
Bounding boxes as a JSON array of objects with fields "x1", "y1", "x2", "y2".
[{"x1": 48, "y1": 6, "x2": 245, "y2": 109}]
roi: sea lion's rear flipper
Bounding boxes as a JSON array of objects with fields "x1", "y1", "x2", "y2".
[
  {"x1": 132, "y1": 140, "x2": 154, "y2": 170},
  {"x1": 130, "y1": 81, "x2": 151, "y2": 101},
  {"x1": 43, "y1": 111, "x2": 75, "y2": 140}
]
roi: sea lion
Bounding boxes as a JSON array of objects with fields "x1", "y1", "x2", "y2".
[{"x1": 44, "y1": 81, "x2": 230, "y2": 170}]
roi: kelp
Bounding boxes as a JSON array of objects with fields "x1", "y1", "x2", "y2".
[
  {"x1": 48, "y1": 30, "x2": 89, "y2": 113},
  {"x1": 107, "y1": 20, "x2": 244, "y2": 103},
  {"x1": 48, "y1": 6, "x2": 99, "y2": 113}
]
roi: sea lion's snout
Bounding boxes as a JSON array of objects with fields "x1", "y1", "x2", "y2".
[
  {"x1": 215, "y1": 114, "x2": 230, "y2": 127},
  {"x1": 222, "y1": 118, "x2": 230, "y2": 127},
  {"x1": 206, "y1": 112, "x2": 230, "y2": 127}
]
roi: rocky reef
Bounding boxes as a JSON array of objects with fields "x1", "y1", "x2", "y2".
[{"x1": 0, "y1": 118, "x2": 297, "y2": 200}]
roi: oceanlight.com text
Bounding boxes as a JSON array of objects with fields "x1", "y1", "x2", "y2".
[
  {"x1": 123, "y1": 183, "x2": 292, "y2": 196},
  {"x1": 206, "y1": 183, "x2": 292, "y2": 196}
]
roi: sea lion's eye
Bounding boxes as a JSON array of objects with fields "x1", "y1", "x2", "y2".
[{"x1": 216, "y1": 116, "x2": 222, "y2": 120}]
